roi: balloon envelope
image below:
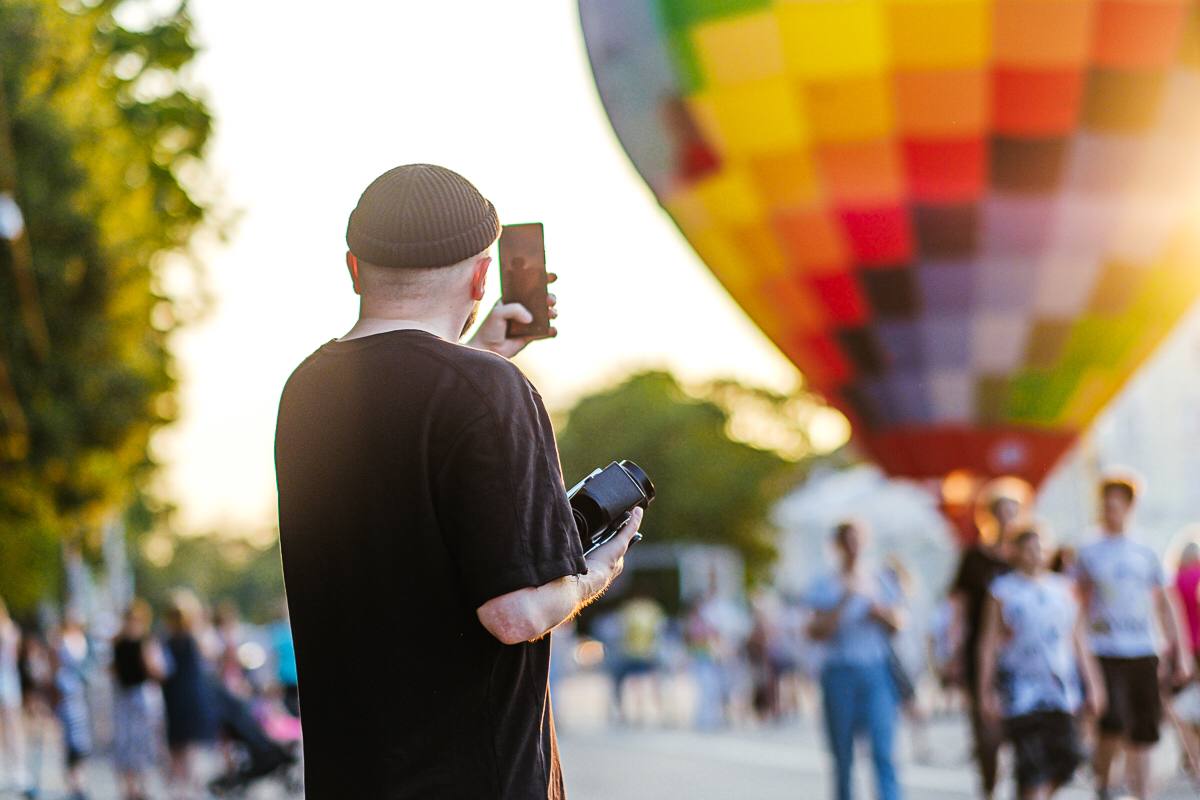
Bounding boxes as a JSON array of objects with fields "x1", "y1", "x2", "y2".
[{"x1": 579, "y1": 0, "x2": 1200, "y2": 486}]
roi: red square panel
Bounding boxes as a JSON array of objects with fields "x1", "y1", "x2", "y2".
[
  {"x1": 839, "y1": 205, "x2": 915, "y2": 265},
  {"x1": 993, "y1": 68, "x2": 1085, "y2": 135},
  {"x1": 809, "y1": 272, "x2": 868, "y2": 325},
  {"x1": 903, "y1": 138, "x2": 986, "y2": 203},
  {"x1": 804, "y1": 333, "x2": 853, "y2": 385}
]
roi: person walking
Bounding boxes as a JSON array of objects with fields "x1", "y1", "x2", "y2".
[
  {"x1": 977, "y1": 526, "x2": 1105, "y2": 800},
  {"x1": 805, "y1": 520, "x2": 905, "y2": 800},
  {"x1": 52, "y1": 613, "x2": 92, "y2": 800},
  {"x1": 160, "y1": 590, "x2": 218, "y2": 799},
  {"x1": 1176, "y1": 541, "x2": 1200, "y2": 677},
  {"x1": 1171, "y1": 541, "x2": 1200, "y2": 779},
  {"x1": 111, "y1": 600, "x2": 166, "y2": 800},
  {"x1": 0, "y1": 598, "x2": 30, "y2": 797},
  {"x1": 267, "y1": 602, "x2": 299, "y2": 718},
  {"x1": 948, "y1": 478, "x2": 1028, "y2": 799},
  {"x1": 274, "y1": 164, "x2": 641, "y2": 798},
  {"x1": 1077, "y1": 474, "x2": 1192, "y2": 800}
]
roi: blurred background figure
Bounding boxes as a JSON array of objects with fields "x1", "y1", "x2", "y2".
[
  {"x1": 0, "y1": 598, "x2": 30, "y2": 796},
  {"x1": 804, "y1": 520, "x2": 904, "y2": 800},
  {"x1": 19, "y1": 627, "x2": 57, "y2": 799},
  {"x1": 213, "y1": 600, "x2": 251, "y2": 699},
  {"x1": 1078, "y1": 475, "x2": 1190, "y2": 800},
  {"x1": 884, "y1": 555, "x2": 931, "y2": 764},
  {"x1": 268, "y1": 602, "x2": 300, "y2": 718},
  {"x1": 1175, "y1": 542, "x2": 1200, "y2": 680},
  {"x1": 613, "y1": 595, "x2": 666, "y2": 726},
  {"x1": 976, "y1": 526, "x2": 1103, "y2": 800},
  {"x1": 53, "y1": 611, "x2": 93, "y2": 800},
  {"x1": 948, "y1": 477, "x2": 1030, "y2": 800},
  {"x1": 110, "y1": 600, "x2": 165, "y2": 800},
  {"x1": 1171, "y1": 541, "x2": 1200, "y2": 780},
  {"x1": 161, "y1": 590, "x2": 218, "y2": 799},
  {"x1": 685, "y1": 581, "x2": 750, "y2": 730}
]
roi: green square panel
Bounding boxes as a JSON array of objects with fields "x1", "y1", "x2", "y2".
[{"x1": 657, "y1": 0, "x2": 773, "y2": 32}]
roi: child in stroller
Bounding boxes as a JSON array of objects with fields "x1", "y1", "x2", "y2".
[{"x1": 207, "y1": 680, "x2": 301, "y2": 797}]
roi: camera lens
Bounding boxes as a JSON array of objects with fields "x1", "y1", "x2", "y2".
[{"x1": 618, "y1": 460, "x2": 655, "y2": 503}]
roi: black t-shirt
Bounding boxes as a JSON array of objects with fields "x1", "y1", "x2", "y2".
[
  {"x1": 951, "y1": 544, "x2": 1011, "y2": 684},
  {"x1": 113, "y1": 637, "x2": 149, "y2": 688},
  {"x1": 275, "y1": 330, "x2": 587, "y2": 799}
]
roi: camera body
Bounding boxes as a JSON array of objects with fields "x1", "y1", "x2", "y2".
[{"x1": 567, "y1": 460, "x2": 655, "y2": 555}]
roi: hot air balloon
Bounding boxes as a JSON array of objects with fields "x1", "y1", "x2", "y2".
[{"x1": 579, "y1": 0, "x2": 1200, "y2": 488}]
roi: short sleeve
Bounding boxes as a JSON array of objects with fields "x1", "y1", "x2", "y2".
[
  {"x1": 436, "y1": 368, "x2": 587, "y2": 608},
  {"x1": 802, "y1": 576, "x2": 838, "y2": 612},
  {"x1": 1146, "y1": 547, "x2": 1167, "y2": 588}
]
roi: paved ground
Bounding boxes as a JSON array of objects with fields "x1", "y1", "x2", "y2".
[{"x1": 4, "y1": 671, "x2": 1198, "y2": 798}]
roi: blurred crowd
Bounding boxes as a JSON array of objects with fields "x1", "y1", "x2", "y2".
[
  {"x1": 551, "y1": 474, "x2": 1200, "y2": 800},
  {"x1": 0, "y1": 591, "x2": 301, "y2": 800}
]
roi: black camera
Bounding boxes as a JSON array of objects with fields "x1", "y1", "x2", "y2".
[{"x1": 567, "y1": 460, "x2": 655, "y2": 555}]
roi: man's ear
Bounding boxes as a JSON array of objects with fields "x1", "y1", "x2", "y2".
[
  {"x1": 469, "y1": 256, "x2": 492, "y2": 302},
  {"x1": 346, "y1": 251, "x2": 361, "y2": 295}
]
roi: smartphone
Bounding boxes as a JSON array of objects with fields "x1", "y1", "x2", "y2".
[{"x1": 498, "y1": 222, "x2": 552, "y2": 339}]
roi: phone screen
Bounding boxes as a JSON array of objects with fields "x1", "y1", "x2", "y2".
[{"x1": 498, "y1": 222, "x2": 551, "y2": 339}]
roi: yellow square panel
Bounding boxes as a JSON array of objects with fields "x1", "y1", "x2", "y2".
[
  {"x1": 691, "y1": 10, "x2": 786, "y2": 85},
  {"x1": 775, "y1": 0, "x2": 890, "y2": 79},
  {"x1": 686, "y1": 78, "x2": 810, "y2": 156},
  {"x1": 747, "y1": 150, "x2": 821, "y2": 208},
  {"x1": 1060, "y1": 370, "x2": 1114, "y2": 427},
  {"x1": 886, "y1": 0, "x2": 991, "y2": 69},
  {"x1": 689, "y1": 168, "x2": 765, "y2": 226},
  {"x1": 806, "y1": 75, "x2": 895, "y2": 142},
  {"x1": 730, "y1": 220, "x2": 790, "y2": 279}
]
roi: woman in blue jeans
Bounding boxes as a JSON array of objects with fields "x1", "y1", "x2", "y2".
[{"x1": 805, "y1": 520, "x2": 905, "y2": 800}]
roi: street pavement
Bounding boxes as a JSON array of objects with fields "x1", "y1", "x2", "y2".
[
  {"x1": 5, "y1": 671, "x2": 1198, "y2": 799},
  {"x1": 554, "y1": 672, "x2": 1200, "y2": 800}
]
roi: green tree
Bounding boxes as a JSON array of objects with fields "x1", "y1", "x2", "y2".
[
  {"x1": 556, "y1": 371, "x2": 822, "y2": 578},
  {"x1": 135, "y1": 533, "x2": 286, "y2": 624},
  {"x1": 0, "y1": 0, "x2": 215, "y2": 612}
]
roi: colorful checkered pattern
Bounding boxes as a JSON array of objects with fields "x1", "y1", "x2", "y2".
[{"x1": 580, "y1": 0, "x2": 1200, "y2": 485}]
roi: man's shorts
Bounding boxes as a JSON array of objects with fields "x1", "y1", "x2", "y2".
[
  {"x1": 1098, "y1": 655, "x2": 1162, "y2": 744},
  {"x1": 1004, "y1": 711, "x2": 1084, "y2": 793}
]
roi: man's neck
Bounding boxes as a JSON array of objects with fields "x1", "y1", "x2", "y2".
[
  {"x1": 339, "y1": 315, "x2": 455, "y2": 342},
  {"x1": 1101, "y1": 524, "x2": 1126, "y2": 537}
]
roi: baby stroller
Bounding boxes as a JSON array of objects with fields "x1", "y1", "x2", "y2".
[{"x1": 208, "y1": 681, "x2": 302, "y2": 797}]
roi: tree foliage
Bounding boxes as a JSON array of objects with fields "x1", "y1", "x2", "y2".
[
  {"x1": 135, "y1": 533, "x2": 286, "y2": 625},
  {"x1": 555, "y1": 371, "x2": 819, "y2": 578},
  {"x1": 0, "y1": 0, "x2": 214, "y2": 612}
]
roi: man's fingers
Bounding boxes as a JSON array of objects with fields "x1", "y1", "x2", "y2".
[
  {"x1": 547, "y1": 272, "x2": 558, "y2": 284},
  {"x1": 496, "y1": 302, "x2": 534, "y2": 324}
]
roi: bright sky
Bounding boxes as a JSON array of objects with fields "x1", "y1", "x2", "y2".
[{"x1": 156, "y1": 1, "x2": 814, "y2": 535}]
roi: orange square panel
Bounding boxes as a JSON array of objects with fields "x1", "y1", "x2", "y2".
[
  {"x1": 893, "y1": 69, "x2": 988, "y2": 137},
  {"x1": 993, "y1": 67, "x2": 1085, "y2": 136},
  {"x1": 993, "y1": 0, "x2": 1092, "y2": 68},
  {"x1": 1092, "y1": 0, "x2": 1191, "y2": 69},
  {"x1": 771, "y1": 207, "x2": 852, "y2": 274},
  {"x1": 816, "y1": 140, "x2": 905, "y2": 205}
]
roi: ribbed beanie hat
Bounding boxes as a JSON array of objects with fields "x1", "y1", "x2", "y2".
[{"x1": 346, "y1": 164, "x2": 500, "y2": 269}]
